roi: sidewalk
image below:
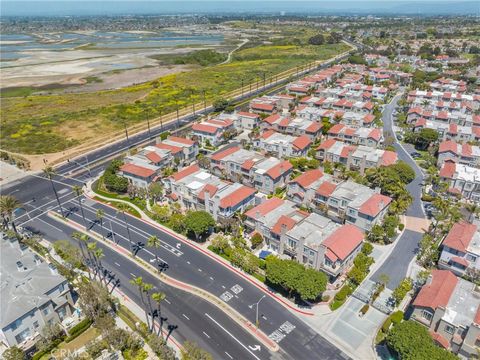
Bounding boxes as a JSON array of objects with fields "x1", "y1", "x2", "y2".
[
  {"x1": 85, "y1": 178, "x2": 315, "y2": 317},
  {"x1": 48, "y1": 211, "x2": 279, "y2": 352}
]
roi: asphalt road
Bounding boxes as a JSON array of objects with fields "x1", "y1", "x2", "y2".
[
  {"x1": 2, "y1": 49, "x2": 358, "y2": 360},
  {"x1": 8, "y1": 171, "x2": 349, "y2": 360},
  {"x1": 370, "y1": 92, "x2": 426, "y2": 289}
]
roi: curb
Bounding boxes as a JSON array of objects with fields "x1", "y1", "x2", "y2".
[
  {"x1": 48, "y1": 211, "x2": 279, "y2": 352},
  {"x1": 85, "y1": 185, "x2": 315, "y2": 317}
]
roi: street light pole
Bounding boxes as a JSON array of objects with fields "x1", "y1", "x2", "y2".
[
  {"x1": 202, "y1": 89, "x2": 207, "y2": 112},
  {"x1": 249, "y1": 295, "x2": 266, "y2": 328},
  {"x1": 124, "y1": 122, "x2": 130, "y2": 148}
]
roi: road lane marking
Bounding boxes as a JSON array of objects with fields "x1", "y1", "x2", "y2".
[
  {"x1": 182, "y1": 314, "x2": 190, "y2": 320},
  {"x1": 198, "y1": 268, "x2": 202, "y2": 272},
  {"x1": 115, "y1": 262, "x2": 121, "y2": 267},
  {"x1": 203, "y1": 331, "x2": 210, "y2": 339},
  {"x1": 187, "y1": 261, "x2": 191, "y2": 264},
  {"x1": 130, "y1": 273, "x2": 136, "y2": 277},
  {"x1": 37, "y1": 217, "x2": 64, "y2": 233},
  {"x1": 209, "y1": 277, "x2": 214, "y2": 281},
  {"x1": 205, "y1": 313, "x2": 261, "y2": 360},
  {"x1": 164, "y1": 299, "x2": 171, "y2": 305},
  {"x1": 225, "y1": 352, "x2": 233, "y2": 359}
]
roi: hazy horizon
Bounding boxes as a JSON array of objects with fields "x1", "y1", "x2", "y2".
[{"x1": 1, "y1": 0, "x2": 479, "y2": 17}]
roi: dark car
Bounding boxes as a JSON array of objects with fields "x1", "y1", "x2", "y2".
[{"x1": 410, "y1": 152, "x2": 421, "y2": 159}]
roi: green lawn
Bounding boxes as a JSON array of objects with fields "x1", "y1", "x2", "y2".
[{"x1": 41, "y1": 327, "x2": 99, "y2": 360}]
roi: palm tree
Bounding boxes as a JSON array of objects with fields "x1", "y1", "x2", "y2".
[
  {"x1": 96, "y1": 209, "x2": 105, "y2": 240},
  {"x1": 130, "y1": 276, "x2": 150, "y2": 330},
  {"x1": 43, "y1": 166, "x2": 65, "y2": 218},
  {"x1": 117, "y1": 203, "x2": 134, "y2": 256},
  {"x1": 94, "y1": 248, "x2": 106, "y2": 286},
  {"x1": 466, "y1": 203, "x2": 480, "y2": 223},
  {"x1": 152, "y1": 291, "x2": 166, "y2": 337},
  {"x1": 147, "y1": 235, "x2": 161, "y2": 268},
  {"x1": 72, "y1": 185, "x2": 87, "y2": 230},
  {"x1": 0, "y1": 195, "x2": 21, "y2": 234},
  {"x1": 72, "y1": 232, "x2": 92, "y2": 279},
  {"x1": 143, "y1": 283, "x2": 154, "y2": 332}
]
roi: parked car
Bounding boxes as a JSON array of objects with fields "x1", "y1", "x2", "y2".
[{"x1": 410, "y1": 151, "x2": 421, "y2": 159}]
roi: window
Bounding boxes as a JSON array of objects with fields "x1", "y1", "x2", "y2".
[
  {"x1": 445, "y1": 324, "x2": 455, "y2": 334},
  {"x1": 287, "y1": 239, "x2": 297, "y2": 248},
  {"x1": 33, "y1": 321, "x2": 39, "y2": 329},
  {"x1": 467, "y1": 254, "x2": 477, "y2": 262},
  {"x1": 14, "y1": 328, "x2": 31, "y2": 344},
  {"x1": 422, "y1": 310, "x2": 433, "y2": 321},
  {"x1": 42, "y1": 307, "x2": 51, "y2": 316},
  {"x1": 12, "y1": 319, "x2": 22, "y2": 330}
]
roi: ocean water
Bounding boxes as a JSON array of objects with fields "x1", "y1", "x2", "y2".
[{"x1": 1, "y1": 1, "x2": 479, "y2": 17}]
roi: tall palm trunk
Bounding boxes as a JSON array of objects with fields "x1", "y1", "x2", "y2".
[
  {"x1": 48, "y1": 176, "x2": 65, "y2": 217},
  {"x1": 77, "y1": 197, "x2": 87, "y2": 230}
]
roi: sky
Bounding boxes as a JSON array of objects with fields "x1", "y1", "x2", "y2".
[{"x1": 1, "y1": 0, "x2": 478, "y2": 16}]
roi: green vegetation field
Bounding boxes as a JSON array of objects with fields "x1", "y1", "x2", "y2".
[{"x1": 1, "y1": 35, "x2": 349, "y2": 155}]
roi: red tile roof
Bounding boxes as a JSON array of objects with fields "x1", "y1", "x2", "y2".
[
  {"x1": 192, "y1": 123, "x2": 219, "y2": 134},
  {"x1": 211, "y1": 146, "x2": 240, "y2": 161},
  {"x1": 306, "y1": 122, "x2": 322, "y2": 133},
  {"x1": 146, "y1": 151, "x2": 162, "y2": 163},
  {"x1": 241, "y1": 159, "x2": 255, "y2": 171},
  {"x1": 323, "y1": 224, "x2": 364, "y2": 261},
  {"x1": 292, "y1": 135, "x2": 312, "y2": 151},
  {"x1": 381, "y1": 151, "x2": 398, "y2": 166},
  {"x1": 450, "y1": 256, "x2": 469, "y2": 267},
  {"x1": 168, "y1": 136, "x2": 195, "y2": 145},
  {"x1": 238, "y1": 111, "x2": 260, "y2": 118},
  {"x1": 430, "y1": 332, "x2": 450, "y2": 349},
  {"x1": 278, "y1": 117, "x2": 291, "y2": 127},
  {"x1": 328, "y1": 124, "x2": 345, "y2": 135},
  {"x1": 219, "y1": 186, "x2": 256, "y2": 208},
  {"x1": 413, "y1": 270, "x2": 457, "y2": 309},
  {"x1": 171, "y1": 164, "x2": 200, "y2": 182},
  {"x1": 316, "y1": 181, "x2": 337, "y2": 197},
  {"x1": 198, "y1": 184, "x2": 218, "y2": 201},
  {"x1": 271, "y1": 215, "x2": 297, "y2": 235},
  {"x1": 245, "y1": 198, "x2": 284, "y2": 218},
  {"x1": 316, "y1": 138, "x2": 337, "y2": 150},
  {"x1": 439, "y1": 160, "x2": 457, "y2": 178},
  {"x1": 368, "y1": 129, "x2": 382, "y2": 141},
  {"x1": 290, "y1": 169, "x2": 323, "y2": 188},
  {"x1": 263, "y1": 114, "x2": 282, "y2": 125},
  {"x1": 475, "y1": 304, "x2": 480, "y2": 325},
  {"x1": 340, "y1": 145, "x2": 356, "y2": 158},
  {"x1": 363, "y1": 114, "x2": 375, "y2": 123},
  {"x1": 251, "y1": 103, "x2": 275, "y2": 111},
  {"x1": 208, "y1": 118, "x2": 233, "y2": 127},
  {"x1": 359, "y1": 194, "x2": 392, "y2": 217},
  {"x1": 265, "y1": 160, "x2": 293, "y2": 179},
  {"x1": 439, "y1": 140, "x2": 458, "y2": 155},
  {"x1": 120, "y1": 163, "x2": 156, "y2": 178},
  {"x1": 442, "y1": 221, "x2": 477, "y2": 253},
  {"x1": 155, "y1": 143, "x2": 183, "y2": 154},
  {"x1": 261, "y1": 129, "x2": 276, "y2": 139}
]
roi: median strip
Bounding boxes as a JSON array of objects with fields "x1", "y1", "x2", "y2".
[{"x1": 47, "y1": 210, "x2": 279, "y2": 352}]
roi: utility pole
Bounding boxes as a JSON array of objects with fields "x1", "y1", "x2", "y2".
[
  {"x1": 124, "y1": 122, "x2": 130, "y2": 148},
  {"x1": 202, "y1": 89, "x2": 207, "y2": 112},
  {"x1": 262, "y1": 72, "x2": 266, "y2": 89},
  {"x1": 241, "y1": 79, "x2": 244, "y2": 97},
  {"x1": 175, "y1": 100, "x2": 180, "y2": 128}
]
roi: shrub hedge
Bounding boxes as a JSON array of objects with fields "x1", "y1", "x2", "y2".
[{"x1": 65, "y1": 318, "x2": 92, "y2": 343}]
